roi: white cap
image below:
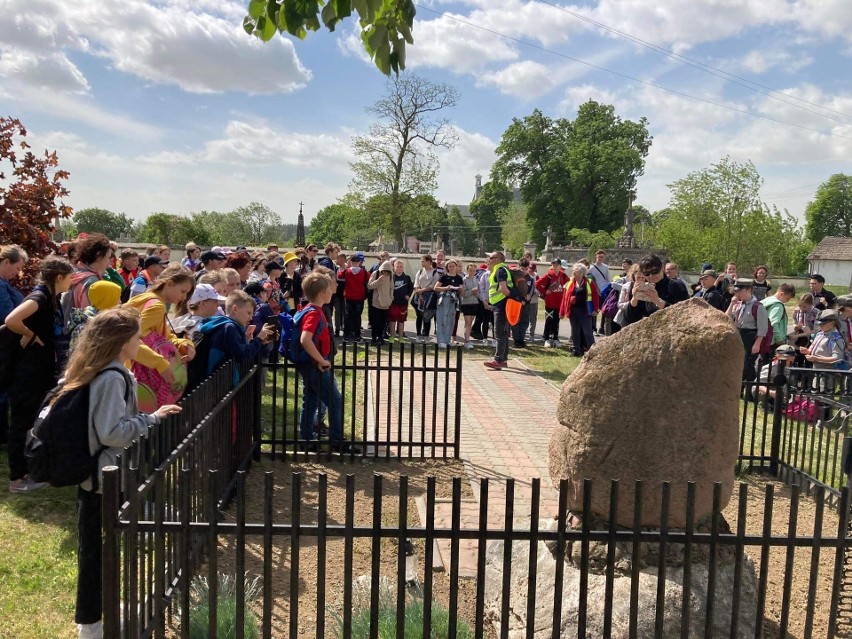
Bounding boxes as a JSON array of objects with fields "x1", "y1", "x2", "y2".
[
  {"x1": 211, "y1": 245, "x2": 233, "y2": 255},
  {"x1": 189, "y1": 283, "x2": 226, "y2": 305}
]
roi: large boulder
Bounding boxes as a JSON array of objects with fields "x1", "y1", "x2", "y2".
[
  {"x1": 549, "y1": 297, "x2": 743, "y2": 527},
  {"x1": 483, "y1": 525, "x2": 759, "y2": 639}
]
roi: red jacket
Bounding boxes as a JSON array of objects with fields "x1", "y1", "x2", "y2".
[
  {"x1": 341, "y1": 267, "x2": 369, "y2": 301},
  {"x1": 560, "y1": 277, "x2": 600, "y2": 318},
  {"x1": 536, "y1": 269, "x2": 569, "y2": 309}
]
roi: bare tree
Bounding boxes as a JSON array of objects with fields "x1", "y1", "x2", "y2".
[{"x1": 350, "y1": 74, "x2": 459, "y2": 246}]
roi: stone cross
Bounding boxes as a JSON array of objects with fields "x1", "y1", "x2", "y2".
[{"x1": 543, "y1": 225, "x2": 554, "y2": 251}]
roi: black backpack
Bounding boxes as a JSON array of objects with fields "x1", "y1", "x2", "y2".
[{"x1": 25, "y1": 366, "x2": 132, "y2": 490}]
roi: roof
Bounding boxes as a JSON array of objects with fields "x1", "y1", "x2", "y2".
[{"x1": 807, "y1": 237, "x2": 852, "y2": 262}]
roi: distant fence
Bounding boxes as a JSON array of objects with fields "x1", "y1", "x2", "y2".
[{"x1": 100, "y1": 354, "x2": 852, "y2": 638}]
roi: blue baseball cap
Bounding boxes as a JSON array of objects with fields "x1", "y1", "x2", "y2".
[{"x1": 353, "y1": 252, "x2": 365, "y2": 262}]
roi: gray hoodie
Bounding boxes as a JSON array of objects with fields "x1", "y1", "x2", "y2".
[{"x1": 82, "y1": 361, "x2": 160, "y2": 493}]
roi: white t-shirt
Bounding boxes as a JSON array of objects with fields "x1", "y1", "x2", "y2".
[{"x1": 589, "y1": 262, "x2": 610, "y2": 292}]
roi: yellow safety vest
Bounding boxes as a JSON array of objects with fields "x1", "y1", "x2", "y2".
[{"x1": 488, "y1": 264, "x2": 512, "y2": 304}]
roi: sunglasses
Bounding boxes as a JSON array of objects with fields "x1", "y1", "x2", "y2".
[{"x1": 642, "y1": 268, "x2": 661, "y2": 276}]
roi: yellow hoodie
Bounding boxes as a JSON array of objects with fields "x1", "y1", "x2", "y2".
[{"x1": 123, "y1": 291, "x2": 193, "y2": 373}]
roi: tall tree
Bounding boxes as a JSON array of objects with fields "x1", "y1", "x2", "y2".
[
  {"x1": 73, "y1": 207, "x2": 134, "y2": 239},
  {"x1": 0, "y1": 117, "x2": 71, "y2": 288},
  {"x1": 492, "y1": 102, "x2": 651, "y2": 242},
  {"x1": 804, "y1": 173, "x2": 852, "y2": 243},
  {"x1": 655, "y1": 157, "x2": 810, "y2": 274},
  {"x1": 232, "y1": 202, "x2": 283, "y2": 246},
  {"x1": 469, "y1": 181, "x2": 512, "y2": 250},
  {"x1": 350, "y1": 74, "x2": 459, "y2": 246},
  {"x1": 244, "y1": 0, "x2": 415, "y2": 75},
  {"x1": 446, "y1": 206, "x2": 476, "y2": 256},
  {"x1": 501, "y1": 202, "x2": 530, "y2": 258}
]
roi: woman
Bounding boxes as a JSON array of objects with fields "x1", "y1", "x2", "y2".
[
  {"x1": 248, "y1": 256, "x2": 268, "y2": 283},
  {"x1": 225, "y1": 254, "x2": 251, "y2": 288},
  {"x1": 460, "y1": 263, "x2": 480, "y2": 349},
  {"x1": 122, "y1": 263, "x2": 196, "y2": 409},
  {"x1": 0, "y1": 245, "x2": 27, "y2": 323},
  {"x1": 434, "y1": 259, "x2": 463, "y2": 348},
  {"x1": 752, "y1": 265, "x2": 772, "y2": 301},
  {"x1": 64, "y1": 234, "x2": 113, "y2": 314},
  {"x1": 4, "y1": 255, "x2": 74, "y2": 493},
  {"x1": 278, "y1": 251, "x2": 302, "y2": 310},
  {"x1": 156, "y1": 245, "x2": 171, "y2": 263},
  {"x1": 613, "y1": 264, "x2": 645, "y2": 330},
  {"x1": 560, "y1": 263, "x2": 600, "y2": 357},
  {"x1": 413, "y1": 255, "x2": 439, "y2": 343},
  {"x1": 66, "y1": 308, "x2": 180, "y2": 639},
  {"x1": 180, "y1": 243, "x2": 201, "y2": 272}
]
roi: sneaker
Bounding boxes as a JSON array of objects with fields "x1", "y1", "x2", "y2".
[
  {"x1": 552, "y1": 339, "x2": 561, "y2": 348},
  {"x1": 514, "y1": 341, "x2": 527, "y2": 348},
  {"x1": 464, "y1": 341, "x2": 474, "y2": 350},
  {"x1": 78, "y1": 620, "x2": 103, "y2": 639},
  {"x1": 484, "y1": 360, "x2": 506, "y2": 370},
  {"x1": 331, "y1": 443, "x2": 362, "y2": 455},
  {"x1": 9, "y1": 476, "x2": 48, "y2": 494},
  {"x1": 438, "y1": 343, "x2": 448, "y2": 349}
]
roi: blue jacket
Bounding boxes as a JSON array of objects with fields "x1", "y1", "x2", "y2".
[
  {"x1": 198, "y1": 315, "x2": 264, "y2": 376},
  {"x1": 249, "y1": 299, "x2": 275, "y2": 336},
  {"x1": 0, "y1": 278, "x2": 24, "y2": 324}
]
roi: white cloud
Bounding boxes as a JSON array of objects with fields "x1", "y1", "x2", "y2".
[
  {"x1": 476, "y1": 61, "x2": 558, "y2": 98},
  {"x1": 405, "y1": 14, "x2": 518, "y2": 73},
  {"x1": 0, "y1": 0, "x2": 311, "y2": 95},
  {"x1": 435, "y1": 127, "x2": 498, "y2": 204},
  {"x1": 0, "y1": 49, "x2": 89, "y2": 94},
  {"x1": 740, "y1": 49, "x2": 813, "y2": 74}
]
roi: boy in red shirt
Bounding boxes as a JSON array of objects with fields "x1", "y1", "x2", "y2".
[
  {"x1": 340, "y1": 252, "x2": 369, "y2": 342},
  {"x1": 296, "y1": 271, "x2": 353, "y2": 453}
]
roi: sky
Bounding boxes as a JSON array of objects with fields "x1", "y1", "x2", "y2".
[{"x1": 1, "y1": 0, "x2": 851, "y2": 233}]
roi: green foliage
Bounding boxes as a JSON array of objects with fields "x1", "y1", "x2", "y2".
[
  {"x1": 446, "y1": 205, "x2": 477, "y2": 255},
  {"x1": 501, "y1": 202, "x2": 529, "y2": 258},
  {"x1": 137, "y1": 212, "x2": 207, "y2": 246},
  {"x1": 349, "y1": 74, "x2": 459, "y2": 245},
  {"x1": 336, "y1": 577, "x2": 473, "y2": 639},
  {"x1": 469, "y1": 180, "x2": 511, "y2": 250},
  {"x1": 183, "y1": 573, "x2": 260, "y2": 639},
  {"x1": 136, "y1": 203, "x2": 283, "y2": 248},
  {"x1": 493, "y1": 102, "x2": 651, "y2": 244},
  {"x1": 231, "y1": 202, "x2": 284, "y2": 245},
  {"x1": 655, "y1": 157, "x2": 811, "y2": 275},
  {"x1": 244, "y1": 0, "x2": 416, "y2": 75},
  {"x1": 565, "y1": 228, "x2": 621, "y2": 255},
  {"x1": 72, "y1": 207, "x2": 133, "y2": 239},
  {"x1": 804, "y1": 173, "x2": 852, "y2": 243},
  {"x1": 0, "y1": 117, "x2": 72, "y2": 289}
]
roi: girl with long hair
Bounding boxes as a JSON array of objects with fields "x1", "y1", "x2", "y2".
[
  {"x1": 66, "y1": 308, "x2": 181, "y2": 639},
  {"x1": 3, "y1": 255, "x2": 74, "y2": 493},
  {"x1": 122, "y1": 263, "x2": 195, "y2": 409}
]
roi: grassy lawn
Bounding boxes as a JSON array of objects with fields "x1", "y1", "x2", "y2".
[{"x1": 0, "y1": 449, "x2": 78, "y2": 639}]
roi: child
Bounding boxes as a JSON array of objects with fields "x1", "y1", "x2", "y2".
[
  {"x1": 173, "y1": 283, "x2": 226, "y2": 344},
  {"x1": 460, "y1": 263, "x2": 480, "y2": 349},
  {"x1": 434, "y1": 259, "x2": 463, "y2": 348},
  {"x1": 536, "y1": 258, "x2": 568, "y2": 348},
  {"x1": 189, "y1": 290, "x2": 274, "y2": 390},
  {"x1": 68, "y1": 280, "x2": 123, "y2": 352},
  {"x1": 389, "y1": 259, "x2": 413, "y2": 342},
  {"x1": 294, "y1": 271, "x2": 353, "y2": 453},
  {"x1": 367, "y1": 261, "x2": 393, "y2": 345},
  {"x1": 340, "y1": 252, "x2": 369, "y2": 342},
  {"x1": 69, "y1": 308, "x2": 181, "y2": 639},
  {"x1": 802, "y1": 309, "x2": 846, "y2": 370},
  {"x1": 244, "y1": 282, "x2": 277, "y2": 360},
  {"x1": 3, "y1": 255, "x2": 74, "y2": 493},
  {"x1": 117, "y1": 249, "x2": 139, "y2": 287}
]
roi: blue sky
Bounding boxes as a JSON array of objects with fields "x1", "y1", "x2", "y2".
[{"x1": 1, "y1": 0, "x2": 850, "y2": 231}]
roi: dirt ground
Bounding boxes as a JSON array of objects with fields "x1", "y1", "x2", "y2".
[{"x1": 173, "y1": 462, "x2": 848, "y2": 639}]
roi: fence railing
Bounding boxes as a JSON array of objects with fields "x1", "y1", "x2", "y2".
[
  {"x1": 739, "y1": 363, "x2": 852, "y2": 504},
  {"x1": 259, "y1": 342, "x2": 463, "y2": 460},
  {"x1": 103, "y1": 468, "x2": 852, "y2": 639},
  {"x1": 101, "y1": 354, "x2": 852, "y2": 638}
]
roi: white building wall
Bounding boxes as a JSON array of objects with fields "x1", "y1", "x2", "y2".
[{"x1": 808, "y1": 259, "x2": 852, "y2": 287}]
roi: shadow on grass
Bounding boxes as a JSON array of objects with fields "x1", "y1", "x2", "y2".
[{"x1": 0, "y1": 450, "x2": 78, "y2": 554}]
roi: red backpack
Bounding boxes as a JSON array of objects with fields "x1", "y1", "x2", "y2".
[{"x1": 751, "y1": 302, "x2": 776, "y2": 356}]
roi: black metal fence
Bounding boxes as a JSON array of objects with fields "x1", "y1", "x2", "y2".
[
  {"x1": 739, "y1": 362, "x2": 852, "y2": 503},
  {"x1": 259, "y1": 342, "x2": 463, "y2": 460},
  {"x1": 100, "y1": 354, "x2": 852, "y2": 638},
  {"x1": 103, "y1": 468, "x2": 852, "y2": 638}
]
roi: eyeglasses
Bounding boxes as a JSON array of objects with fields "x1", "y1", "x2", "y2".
[{"x1": 642, "y1": 268, "x2": 661, "y2": 276}]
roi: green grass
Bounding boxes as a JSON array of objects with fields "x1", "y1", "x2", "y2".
[
  {"x1": 512, "y1": 343, "x2": 582, "y2": 385},
  {"x1": 0, "y1": 449, "x2": 78, "y2": 639}
]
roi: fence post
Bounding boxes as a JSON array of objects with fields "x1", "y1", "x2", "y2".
[
  {"x1": 454, "y1": 345, "x2": 462, "y2": 459},
  {"x1": 102, "y1": 466, "x2": 121, "y2": 638},
  {"x1": 769, "y1": 360, "x2": 786, "y2": 476},
  {"x1": 253, "y1": 356, "x2": 262, "y2": 462}
]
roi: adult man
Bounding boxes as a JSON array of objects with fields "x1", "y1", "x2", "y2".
[
  {"x1": 696, "y1": 270, "x2": 726, "y2": 310},
  {"x1": 809, "y1": 274, "x2": 836, "y2": 310},
  {"x1": 588, "y1": 250, "x2": 610, "y2": 334},
  {"x1": 194, "y1": 249, "x2": 226, "y2": 283},
  {"x1": 128, "y1": 256, "x2": 165, "y2": 298},
  {"x1": 484, "y1": 251, "x2": 513, "y2": 370},
  {"x1": 762, "y1": 283, "x2": 796, "y2": 350},
  {"x1": 623, "y1": 254, "x2": 690, "y2": 325},
  {"x1": 727, "y1": 278, "x2": 769, "y2": 385}
]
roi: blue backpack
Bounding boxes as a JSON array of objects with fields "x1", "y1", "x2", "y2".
[{"x1": 281, "y1": 306, "x2": 326, "y2": 365}]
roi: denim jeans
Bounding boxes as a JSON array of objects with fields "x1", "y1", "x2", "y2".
[
  {"x1": 492, "y1": 301, "x2": 510, "y2": 362},
  {"x1": 435, "y1": 294, "x2": 457, "y2": 345},
  {"x1": 298, "y1": 365, "x2": 343, "y2": 442}
]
